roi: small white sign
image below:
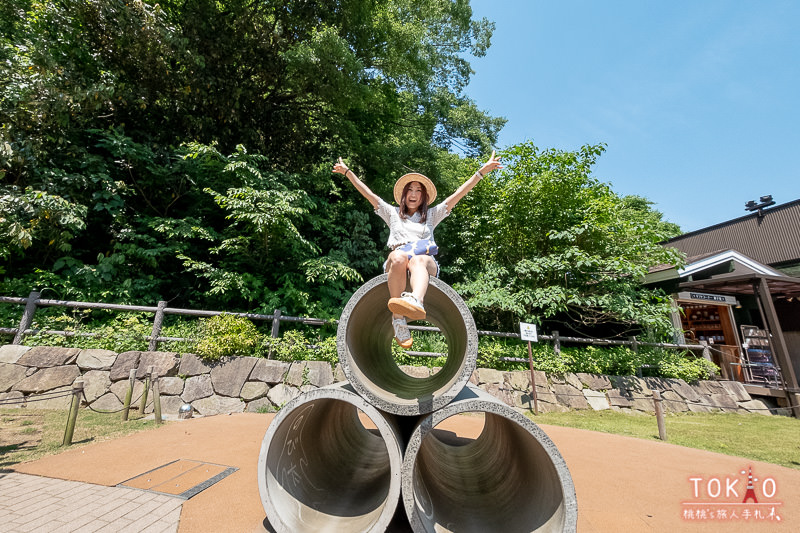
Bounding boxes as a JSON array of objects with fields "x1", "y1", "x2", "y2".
[{"x1": 520, "y1": 322, "x2": 538, "y2": 342}]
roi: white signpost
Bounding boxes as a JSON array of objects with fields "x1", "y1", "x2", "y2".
[
  {"x1": 519, "y1": 322, "x2": 539, "y2": 414},
  {"x1": 520, "y1": 322, "x2": 538, "y2": 342}
]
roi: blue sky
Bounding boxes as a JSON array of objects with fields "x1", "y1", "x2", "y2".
[{"x1": 465, "y1": 0, "x2": 799, "y2": 232}]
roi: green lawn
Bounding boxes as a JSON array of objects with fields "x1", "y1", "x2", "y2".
[
  {"x1": 1, "y1": 408, "x2": 160, "y2": 468},
  {"x1": 529, "y1": 409, "x2": 800, "y2": 470}
]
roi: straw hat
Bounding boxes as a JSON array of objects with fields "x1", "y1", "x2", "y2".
[{"x1": 393, "y1": 173, "x2": 437, "y2": 205}]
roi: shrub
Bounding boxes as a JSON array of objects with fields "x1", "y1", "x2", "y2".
[
  {"x1": 657, "y1": 352, "x2": 719, "y2": 382},
  {"x1": 195, "y1": 314, "x2": 260, "y2": 361},
  {"x1": 475, "y1": 336, "x2": 719, "y2": 383},
  {"x1": 265, "y1": 330, "x2": 338, "y2": 368},
  {"x1": 22, "y1": 312, "x2": 151, "y2": 353},
  {"x1": 265, "y1": 330, "x2": 311, "y2": 361}
]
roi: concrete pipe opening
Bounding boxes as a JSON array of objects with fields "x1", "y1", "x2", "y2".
[
  {"x1": 402, "y1": 385, "x2": 578, "y2": 533},
  {"x1": 337, "y1": 274, "x2": 478, "y2": 415},
  {"x1": 258, "y1": 384, "x2": 403, "y2": 533}
]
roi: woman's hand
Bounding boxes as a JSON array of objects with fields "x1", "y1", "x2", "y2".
[
  {"x1": 333, "y1": 157, "x2": 349, "y2": 176},
  {"x1": 332, "y1": 158, "x2": 381, "y2": 208},
  {"x1": 478, "y1": 150, "x2": 503, "y2": 176}
]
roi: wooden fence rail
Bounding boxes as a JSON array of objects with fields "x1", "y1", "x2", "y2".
[{"x1": 0, "y1": 292, "x2": 710, "y2": 364}]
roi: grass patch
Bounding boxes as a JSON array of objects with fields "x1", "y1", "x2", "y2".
[
  {"x1": 0, "y1": 408, "x2": 162, "y2": 468},
  {"x1": 529, "y1": 409, "x2": 800, "y2": 470}
]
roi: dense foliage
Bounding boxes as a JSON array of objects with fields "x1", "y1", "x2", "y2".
[
  {"x1": 444, "y1": 142, "x2": 684, "y2": 335},
  {"x1": 2, "y1": 0, "x2": 683, "y2": 342},
  {"x1": 1, "y1": 0, "x2": 501, "y2": 315}
]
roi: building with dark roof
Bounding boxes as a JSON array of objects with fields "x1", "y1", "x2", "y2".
[
  {"x1": 645, "y1": 199, "x2": 800, "y2": 417},
  {"x1": 666, "y1": 198, "x2": 800, "y2": 276}
]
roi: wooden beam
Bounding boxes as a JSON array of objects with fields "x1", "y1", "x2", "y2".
[{"x1": 754, "y1": 277, "x2": 800, "y2": 418}]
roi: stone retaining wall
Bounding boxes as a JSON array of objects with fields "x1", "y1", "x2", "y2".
[{"x1": 0, "y1": 345, "x2": 774, "y2": 416}]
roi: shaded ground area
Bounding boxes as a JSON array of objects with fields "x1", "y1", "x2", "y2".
[
  {"x1": 1, "y1": 410, "x2": 44, "y2": 457},
  {"x1": 9, "y1": 412, "x2": 800, "y2": 532}
]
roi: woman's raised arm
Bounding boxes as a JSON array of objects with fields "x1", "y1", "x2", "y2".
[
  {"x1": 443, "y1": 150, "x2": 502, "y2": 212},
  {"x1": 333, "y1": 157, "x2": 381, "y2": 209}
]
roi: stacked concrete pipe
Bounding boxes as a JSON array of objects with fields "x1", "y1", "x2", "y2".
[
  {"x1": 337, "y1": 275, "x2": 479, "y2": 416},
  {"x1": 402, "y1": 384, "x2": 577, "y2": 532},
  {"x1": 257, "y1": 383, "x2": 404, "y2": 533},
  {"x1": 258, "y1": 274, "x2": 578, "y2": 532}
]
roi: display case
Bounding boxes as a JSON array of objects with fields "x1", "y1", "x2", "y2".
[
  {"x1": 680, "y1": 302, "x2": 743, "y2": 381},
  {"x1": 739, "y1": 325, "x2": 781, "y2": 386},
  {"x1": 681, "y1": 303, "x2": 732, "y2": 344}
]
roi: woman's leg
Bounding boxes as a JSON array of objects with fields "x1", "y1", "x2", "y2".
[
  {"x1": 385, "y1": 250, "x2": 414, "y2": 348},
  {"x1": 386, "y1": 250, "x2": 409, "y2": 318},
  {"x1": 408, "y1": 255, "x2": 437, "y2": 303}
]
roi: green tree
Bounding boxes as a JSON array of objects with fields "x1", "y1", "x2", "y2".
[
  {"x1": 1, "y1": 0, "x2": 503, "y2": 315},
  {"x1": 446, "y1": 142, "x2": 685, "y2": 335}
]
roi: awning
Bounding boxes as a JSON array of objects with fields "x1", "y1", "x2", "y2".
[{"x1": 678, "y1": 273, "x2": 800, "y2": 298}]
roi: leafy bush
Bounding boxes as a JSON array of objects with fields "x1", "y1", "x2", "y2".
[
  {"x1": 476, "y1": 337, "x2": 719, "y2": 383},
  {"x1": 657, "y1": 352, "x2": 720, "y2": 382},
  {"x1": 22, "y1": 312, "x2": 151, "y2": 353},
  {"x1": 266, "y1": 330, "x2": 311, "y2": 362},
  {"x1": 155, "y1": 317, "x2": 199, "y2": 353},
  {"x1": 195, "y1": 314, "x2": 260, "y2": 361},
  {"x1": 265, "y1": 330, "x2": 337, "y2": 367}
]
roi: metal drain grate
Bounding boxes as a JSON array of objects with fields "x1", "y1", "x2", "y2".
[{"x1": 118, "y1": 459, "x2": 237, "y2": 500}]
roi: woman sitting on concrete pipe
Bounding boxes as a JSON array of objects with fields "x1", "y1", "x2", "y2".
[{"x1": 332, "y1": 151, "x2": 502, "y2": 349}]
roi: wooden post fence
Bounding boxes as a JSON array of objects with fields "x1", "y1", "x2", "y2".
[
  {"x1": 653, "y1": 390, "x2": 667, "y2": 441},
  {"x1": 63, "y1": 380, "x2": 84, "y2": 446},
  {"x1": 552, "y1": 330, "x2": 561, "y2": 356},
  {"x1": 13, "y1": 291, "x2": 40, "y2": 345},
  {"x1": 121, "y1": 369, "x2": 136, "y2": 421},
  {"x1": 152, "y1": 373, "x2": 162, "y2": 424},
  {"x1": 149, "y1": 300, "x2": 167, "y2": 351},
  {"x1": 139, "y1": 366, "x2": 153, "y2": 415}
]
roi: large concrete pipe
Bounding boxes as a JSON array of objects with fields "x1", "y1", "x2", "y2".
[
  {"x1": 402, "y1": 385, "x2": 578, "y2": 533},
  {"x1": 337, "y1": 274, "x2": 478, "y2": 415},
  {"x1": 258, "y1": 383, "x2": 404, "y2": 533}
]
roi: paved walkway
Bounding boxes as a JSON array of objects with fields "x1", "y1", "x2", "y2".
[
  {"x1": 3, "y1": 412, "x2": 799, "y2": 532},
  {"x1": 0, "y1": 472, "x2": 181, "y2": 533}
]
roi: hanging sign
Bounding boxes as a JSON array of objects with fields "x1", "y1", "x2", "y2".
[
  {"x1": 677, "y1": 291, "x2": 739, "y2": 306},
  {"x1": 519, "y1": 322, "x2": 538, "y2": 342}
]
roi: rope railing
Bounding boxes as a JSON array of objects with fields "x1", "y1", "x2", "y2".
[
  {"x1": 81, "y1": 389, "x2": 144, "y2": 414},
  {"x1": 0, "y1": 389, "x2": 74, "y2": 406},
  {"x1": 0, "y1": 292, "x2": 334, "y2": 352},
  {"x1": 0, "y1": 293, "x2": 709, "y2": 355}
]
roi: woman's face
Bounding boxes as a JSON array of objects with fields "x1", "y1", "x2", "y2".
[{"x1": 404, "y1": 181, "x2": 426, "y2": 212}]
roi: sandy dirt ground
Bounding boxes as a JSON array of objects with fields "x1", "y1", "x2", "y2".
[{"x1": 13, "y1": 412, "x2": 800, "y2": 532}]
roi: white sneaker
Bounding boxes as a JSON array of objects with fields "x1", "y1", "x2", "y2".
[
  {"x1": 388, "y1": 292, "x2": 426, "y2": 320},
  {"x1": 392, "y1": 317, "x2": 413, "y2": 349}
]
